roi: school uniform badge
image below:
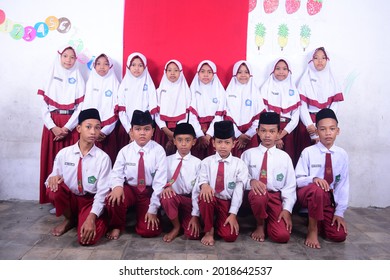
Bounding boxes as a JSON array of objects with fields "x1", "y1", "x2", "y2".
[
  {"x1": 68, "y1": 77, "x2": 76, "y2": 84},
  {"x1": 105, "y1": 90, "x2": 113, "y2": 97},
  {"x1": 212, "y1": 97, "x2": 218, "y2": 103},
  {"x1": 88, "y1": 176, "x2": 97, "y2": 184},
  {"x1": 245, "y1": 99, "x2": 252, "y2": 106},
  {"x1": 335, "y1": 174, "x2": 341, "y2": 183},
  {"x1": 228, "y1": 182, "x2": 236, "y2": 189},
  {"x1": 143, "y1": 84, "x2": 148, "y2": 91},
  {"x1": 276, "y1": 173, "x2": 284, "y2": 181},
  {"x1": 289, "y1": 89, "x2": 294, "y2": 96}
]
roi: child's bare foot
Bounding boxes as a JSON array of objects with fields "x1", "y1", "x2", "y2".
[
  {"x1": 251, "y1": 224, "x2": 265, "y2": 242},
  {"x1": 201, "y1": 228, "x2": 215, "y2": 246},
  {"x1": 51, "y1": 218, "x2": 74, "y2": 236},
  {"x1": 163, "y1": 226, "x2": 180, "y2": 243},
  {"x1": 106, "y1": 228, "x2": 121, "y2": 240},
  {"x1": 305, "y1": 218, "x2": 321, "y2": 249}
]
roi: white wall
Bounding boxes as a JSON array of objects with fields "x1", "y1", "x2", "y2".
[
  {"x1": 0, "y1": 0, "x2": 124, "y2": 200},
  {"x1": 1, "y1": 0, "x2": 389, "y2": 208}
]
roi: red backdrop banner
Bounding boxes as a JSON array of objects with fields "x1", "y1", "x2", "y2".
[{"x1": 123, "y1": 0, "x2": 249, "y2": 87}]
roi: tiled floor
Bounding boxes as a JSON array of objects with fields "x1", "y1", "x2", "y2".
[{"x1": 0, "y1": 200, "x2": 390, "y2": 260}]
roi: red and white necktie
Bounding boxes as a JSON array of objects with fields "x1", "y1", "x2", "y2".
[
  {"x1": 324, "y1": 152, "x2": 333, "y2": 185},
  {"x1": 165, "y1": 157, "x2": 183, "y2": 188},
  {"x1": 138, "y1": 151, "x2": 146, "y2": 192},
  {"x1": 259, "y1": 149, "x2": 268, "y2": 184},
  {"x1": 77, "y1": 157, "x2": 83, "y2": 193},
  {"x1": 215, "y1": 161, "x2": 224, "y2": 193}
]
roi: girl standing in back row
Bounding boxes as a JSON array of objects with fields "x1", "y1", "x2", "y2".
[{"x1": 38, "y1": 45, "x2": 85, "y2": 205}]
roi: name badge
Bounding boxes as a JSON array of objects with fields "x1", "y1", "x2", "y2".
[{"x1": 64, "y1": 162, "x2": 75, "y2": 166}]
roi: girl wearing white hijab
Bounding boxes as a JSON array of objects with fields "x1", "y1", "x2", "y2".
[
  {"x1": 296, "y1": 47, "x2": 344, "y2": 162},
  {"x1": 38, "y1": 45, "x2": 85, "y2": 204},
  {"x1": 154, "y1": 59, "x2": 192, "y2": 155},
  {"x1": 117, "y1": 52, "x2": 158, "y2": 150},
  {"x1": 225, "y1": 60, "x2": 266, "y2": 157},
  {"x1": 260, "y1": 58, "x2": 301, "y2": 163},
  {"x1": 83, "y1": 53, "x2": 120, "y2": 164},
  {"x1": 188, "y1": 60, "x2": 226, "y2": 159}
]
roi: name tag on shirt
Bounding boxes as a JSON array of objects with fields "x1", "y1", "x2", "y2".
[{"x1": 64, "y1": 162, "x2": 75, "y2": 166}]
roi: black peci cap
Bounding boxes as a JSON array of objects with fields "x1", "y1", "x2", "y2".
[
  {"x1": 78, "y1": 108, "x2": 101, "y2": 124},
  {"x1": 214, "y1": 120, "x2": 234, "y2": 139},
  {"x1": 316, "y1": 108, "x2": 338, "y2": 125},
  {"x1": 174, "y1": 123, "x2": 196, "y2": 138},
  {"x1": 259, "y1": 111, "x2": 280, "y2": 126},
  {"x1": 131, "y1": 110, "x2": 153, "y2": 126}
]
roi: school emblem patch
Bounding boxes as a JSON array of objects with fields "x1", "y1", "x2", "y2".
[
  {"x1": 228, "y1": 182, "x2": 236, "y2": 189},
  {"x1": 191, "y1": 179, "x2": 196, "y2": 187},
  {"x1": 335, "y1": 174, "x2": 341, "y2": 183},
  {"x1": 88, "y1": 176, "x2": 96, "y2": 184},
  {"x1": 289, "y1": 89, "x2": 294, "y2": 96},
  {"x1": 212, "y1": 97, "x2": 218, "y2": 103},
  {"x1": 143, "y1": 84, "x2": 148, "y2": 91},
  {"x1": 105, "y1": 90, "x2": 113, "y2": 97},
  {"x1": 260, "y1": 169, "x2": 267, "y2": 179},
  {"x1": 151, "y1": 171, "x2": 156, "y2": 178},
  {"x1": 245, "y1": 99, "x2": 252, "y2": 106},
  {"x1": 276, "y1": 173, "x2": 284, "y2": 181},
  {"x1": 68, "y1": 77, "x2": 76, "y2": 84}
]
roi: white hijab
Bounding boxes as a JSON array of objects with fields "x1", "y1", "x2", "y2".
[
  {"x1": 157, "y1": 59, "x2": 191, "y2": 121},
  {"x1": 297, "y1": 47, "x2": 343, "y2": 108},
  {"x1": 118, "y1": 52, "x2": 158, "y2": 117},
  {"x1": 260, "y1": 58, "x2": 301, "y2": 114},
  {"x1": 83, "y1": 54, "x2": 119, "y2": 125},
  {"x1": 39, "y1": 45, "x2": 85, "y2": 109},
  {"x1": 189, "y1": 60, "x2": 226, "y2": 121},
  {"x1": 225, "y1": 60, "x2": 264, "y2": 127}
]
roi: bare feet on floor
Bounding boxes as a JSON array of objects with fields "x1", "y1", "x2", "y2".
[
  {"x1": 251, "y1": 224, "x2": 265, "y2": 242},
  {"x1": 106, "y1": 228, "x2": 121, "y2": 240},
  {"x1": 51, "y1": 218, "x2": 74, "y2": 236},
  {"x1": 201, "y1": 228, "x2": 215, "y2": 246},
  {"x1": 305, "y1": 219, "x2": 321, "y2": 249},
  {"x1": 163, "y1": 226, "x2": 180, "y2": 243}
]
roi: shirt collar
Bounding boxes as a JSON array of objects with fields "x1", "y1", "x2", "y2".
[
  {"x1": 174, "y1": 150, "x2": 191, "y2": 160},
  {"x1": 316, "y1": 141, "x2": 335, "y2": 153},
  {"x1": 133, "y1": 140, "x2": 152, "y2": 154},
  {"x1": 72, "y1": 141, "x2": 97, "y2": 158},
  {"x1": 259, "y1": 143, "x2": 276, "y2": 154},
  {"x1": 215, "y1": 152, "x2": 233, "y2": 163}
]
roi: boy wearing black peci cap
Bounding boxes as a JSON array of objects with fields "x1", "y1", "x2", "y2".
[
  {"x1": 46, "y1": 108, "x2": 112, "y2": 245},
  {"x1": 295, "y1": 108, "x2": 349, "y2": 249},
  {"x1": 241, "y1": 111, "x2": 296, "y2": 243},
  {"x1": 160, "y1": 123, "x2": 202, "y2": 243},
  {"x1": 106, "y1": 110, "x2": 167, "y2": 240},
  {"x1": 193, "y1": 120, "x2": 249, "y2": 246}
]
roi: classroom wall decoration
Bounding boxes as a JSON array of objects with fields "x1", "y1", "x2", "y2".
[{"x1": 0, "y1": 9, "x2": 71, "y2": 42}]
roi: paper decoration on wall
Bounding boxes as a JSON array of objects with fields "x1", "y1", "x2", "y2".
[
  {"x1": 249, "y1": 0, "x2": 257, "y2": 12},
  {"x1": 264, "y1": 0, "x2": 279, "y2": 14},
  {"x1": 277, "y1": 23, "x2": 289, "y2": 51},
  {"x1": 255, "y1": 23, "x2": 266, "y2": 50},
  {"x1": 250, "y1": 1, "x2": 323, "y2": 53},
  {"x1": 307, "y1": 0, "x2": 323, "y2": 16},
  {"x1": 0, "y1": 9, "x2": 71, "y2": 42},
  {"x1": 286, "y1": 0, "x2": 301, "y2": 14},
  {"x1": 300, "y1": 24, "x2": 311, "y2": 51}
]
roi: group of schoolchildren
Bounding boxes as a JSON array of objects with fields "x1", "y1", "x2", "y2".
[{"x1": 38, "y1": 45, "x2": 349, "y2": 250}]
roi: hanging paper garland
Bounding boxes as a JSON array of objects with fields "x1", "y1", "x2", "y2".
[{"x1": 0, "y1": 9, "x2": 71, "y2": 42}]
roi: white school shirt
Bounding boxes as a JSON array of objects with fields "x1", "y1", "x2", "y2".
[
  {"x1": 83, "y1": 55, "x2": 119, "y2": 135},
  {"x1": 241, "y1": 144, "x2": 297, "y2": 213},
  {"x1": 118, "y1": 52, "x2": 158, "y2": 133},
  {"x1": 38, "y1": 46, "x2": 85, "y2": 131},
  {"x1": 167, "y1": 151, "x2": 201, "y2": 216},
  {"x1": 192, "y1": 153, "x2": 248, "y2": 216},
  {"x1": 46, "y1": 142, "x2": 112, "y2": 217},
  {"x1": 109, "y1": 140, "x2": 167, "y2": 214},
  {"x1": 295, "y1": 142, "x2": 349, "y2": 217}
]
